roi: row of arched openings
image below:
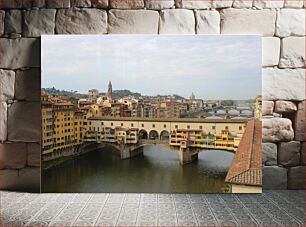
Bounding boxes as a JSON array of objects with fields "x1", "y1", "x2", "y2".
[{"x1": 139, "y1": 130, "x2": 169, "y2": 141}]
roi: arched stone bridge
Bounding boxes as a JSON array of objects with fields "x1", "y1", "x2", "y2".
[
  {"x1": 97, "y1": 139, "x2": 204, "y2": 165},
  {"x1": 87, "y1": 117, "x2": 250, "y2": 165}
]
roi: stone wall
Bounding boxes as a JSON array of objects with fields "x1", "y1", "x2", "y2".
[{"x1": 0, "y1": 0, "x2": 305, "y2": 192}]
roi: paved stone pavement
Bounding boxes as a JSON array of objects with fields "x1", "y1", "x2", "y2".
[{"x1": 1, "y1": 190, "x2": 304, "y2": 226}]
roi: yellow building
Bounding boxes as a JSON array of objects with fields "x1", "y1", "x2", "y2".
[
  {"x1": 214, "y1": 130, "x2": 241, "y2": 151},
  {"x1": 74, "y1": 111, "x2": 85, "y2": 145},
  {"x1": 41, "y1": 94, "x2": 54, "y2": 155},
  {"x1": 41, "y1": 94, "x2": 87, "y2": 159},
  {"x1": 53, "y1": 103, "x2": 76, "y2": 151},
  {"x1": 115, "y1": 127, "x2": 138, "y2": 144},
  {"x1": 169, "y1": 129, "x2": 241, "y2": 152}
]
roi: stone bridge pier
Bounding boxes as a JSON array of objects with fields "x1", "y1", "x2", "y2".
[
  {"x1": 178, "y1": 147, "x2": 199, "y2": 165},
  {"x1": 106, "y1": 143, "x2": 144, "y2": 160}
]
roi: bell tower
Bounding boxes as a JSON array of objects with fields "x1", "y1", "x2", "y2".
[{"x1": 106, "y1": 81, "x2": 112, "y2": 99}]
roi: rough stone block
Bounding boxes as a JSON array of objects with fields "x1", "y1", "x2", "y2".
[
  {"x1": 232, "y1": 0, "x2": 253, "y2": 8},
  {"x1": 71, "y1": 0, "x2": 92, "y2": 7},
  {"x1": 0, "y1": 102, "x2": 7, "y2": 142},
  {"x1": 0, "y1": 167, "x2": 40, "y2": 192},
  {"x1": 175, "y1": 0, "x2": 212, "y2": 9},
  {"x1": 109, "y1": 0, "x2": 144, "y2": 9},
  {"x1": 159, "y1": 9, "x2": 195, "y2": 34},
  {"x1": 0, "y1": 69, "x2": 15, "y2": 102},
  {"x1": 263, "y1": 166, "x2": 287, "y2": 189},
  {"x1": 0, "y1": 10, "x2": 4, "y2": 35},
  {"x1": 15, "y1": 68, "x2": 41, "y2": 101},
  {"x1": 262, "y1": 143, "x2": 277, "y2": 166},
  {"x1": 262, "y1": 118, "x2": 294, "y2": 142},
  {"x1": 294, "y1": 101, "x2": 305, "y2": 141},
  {"x1": 253, "y1": 0, "x2": 284, "y2": 8},
  {"x1": 32, "y1": 0, "x2": 46, "y2": 8},
  {"x1": 301, "y1": 142, "x2": 305, "y2": 165},
  {"x1": 4, "y1": 9, "x2": 22, "y2": 34},
  {"x1": 56, "y1": 8, "x2": 107, "y2": 34},
  {"x1": 195, "y1": 10, "x2": 220, "y2": 34},
  {"x1": 280, "y1": 37, "x2": 305, "y2": 68},
  {"x1": 262, "y1": 101, "x2": 274, "y2": 116},
  {"x1": 27, "y1": 143, "x2": 40, "y2": 167},
  {"x1": 0, "y1": 142, "x2": 27, "y2": 169},
  {"x1": 108, "y1": 10, "x2": 159, "y2": 34},
  {"x1": 220, "y1": 9, "x2": 276, "y2": 36},
  {"x1": 288, "y1": 166, "x2": 305, "y2": 189},
  {"x1": 23, "y1": 9, "x2": 56, "y2": 37},
  {"x1": 46, "y1": 0, "x2": 70, "y2": 8},
  {"x1": 262, "y1": 68, "x2": 305, "y2": 101},
  {"x1": 8, "y1": 102, "x2": 41, "y2": 142},
  {"x1": 212, "y1": 0, "x2": 233, "y2": 8},
  {"x1": 274, "y1": 101, "x2": 297, "y2": 113},
  {"x1": 0, "y1": 38, "x2": 40, "y2": 69},
  {"x1": 284, "y1": 0, "x2": 304, "y2": 8},
  {"x1": 276, "y1": 9, "x2": 305, "y2": 37},
  {"x1": 91, "y1": 0, "x2": 108, "y2": 8},
  {"x1": 278, "y1": 141, "x2": 301, "y2": 167},
  {"x1": 262, "y1": 37, "x2": 280, "y2": 67},
  {"x1": 0, "y1": 0, "x2": 32, "y2": 9},
  {"x1": 145, "y1": 0, "x2": 175, "y2": 9}
]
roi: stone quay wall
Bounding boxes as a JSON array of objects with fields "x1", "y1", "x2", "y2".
[{"x1": 0, "y1": 0, "x2": 305, "y2": 192}]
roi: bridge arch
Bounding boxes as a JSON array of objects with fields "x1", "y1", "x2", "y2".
[
  {"x1": 149, "y1": 130, "x2": 159, "y2": 140},
  {"x1": 139, "y1": 129, "x2": 148, "y2": 140},
  {"x1": 160, "y1": 130, "x2": 170, "y2": 142}
]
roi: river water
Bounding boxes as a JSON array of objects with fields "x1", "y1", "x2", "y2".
[{"x1": 42, "y1": 145, "x2": 234, "y2": 193}]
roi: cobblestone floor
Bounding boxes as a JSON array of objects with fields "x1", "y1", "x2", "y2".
[{"x1": 1, "y1": 190, "x2": 304, "y2": 226}]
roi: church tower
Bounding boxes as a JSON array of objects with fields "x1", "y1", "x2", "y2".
[
  {"x1": 106, "y1": 81, "x2": 113, "y2": 99},
  {"x1": 190, "y1": 92, "x2": 195, "y2": 100}
]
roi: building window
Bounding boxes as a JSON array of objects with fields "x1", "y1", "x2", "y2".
[
  {"x1": 199, "y1": 126, "x2": 202, "y2": 130},
  {"x1": 187, "y1": 125, "x2": 190, "y2": 129},
  {"x1": 142, "y1": 124, "x2": 144, "y2": 127},
  {"x1": 101, "y1": 122, "x2": 104, "y2": 126},
  {"x1": 175, "y1": 125, "x2": 178, "y2": 129},
  {"x1": 89, "y1": 122, "x2": 92, "y2": 125},
  {"x1": 131, "y1": 123, "x2": 134, "y2": 127},
  {"x1": 239, "y1": 126, "x2": 242, "y2": 130},
  {"x1": 153, "y1": 124, "x2": 155, "y2": 128},
  {"x1": 164, "y1": 124, "x2": 166, "y2": 128},
  {"x1": 225, "y1": 126, "x2": 229, "y2": 130},
  {"x1": 111, "y1": 123, "x2": 113, "y2": 126},
  {"x1": 121, "y1": 123, "x2": 123, "y2": 126},
  {"x1": 212, "y1": 126, "x2": 216, "y2": 130}
]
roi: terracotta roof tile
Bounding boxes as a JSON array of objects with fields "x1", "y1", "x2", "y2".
[{"x1": 225, "y1": 119, "x2": 262, "y2": 186}]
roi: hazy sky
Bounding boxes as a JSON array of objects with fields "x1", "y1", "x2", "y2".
[{"x1": 42, "y1": 35, "x2": 261, "y2": 99}]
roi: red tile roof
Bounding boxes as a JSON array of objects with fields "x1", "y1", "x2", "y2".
[{"x1": 225, "y1": 119, "x2": 262, "y2": 186}]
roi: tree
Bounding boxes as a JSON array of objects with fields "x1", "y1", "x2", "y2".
[{"x1": 221, "y1": 100, "x2": 234, "y2": 106}]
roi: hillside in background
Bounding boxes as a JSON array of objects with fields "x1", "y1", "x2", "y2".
[{"x1": 43, "y1": 88, "x2": 186, "y2": 100}]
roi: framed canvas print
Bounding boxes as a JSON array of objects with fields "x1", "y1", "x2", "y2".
[{"x1": 41, "y1": 35, "x2": 262, "y2": 193}]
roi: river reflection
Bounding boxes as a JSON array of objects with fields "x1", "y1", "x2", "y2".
[{"x1": 42, "y1": 145, "x2": 234, "y2": 193}]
